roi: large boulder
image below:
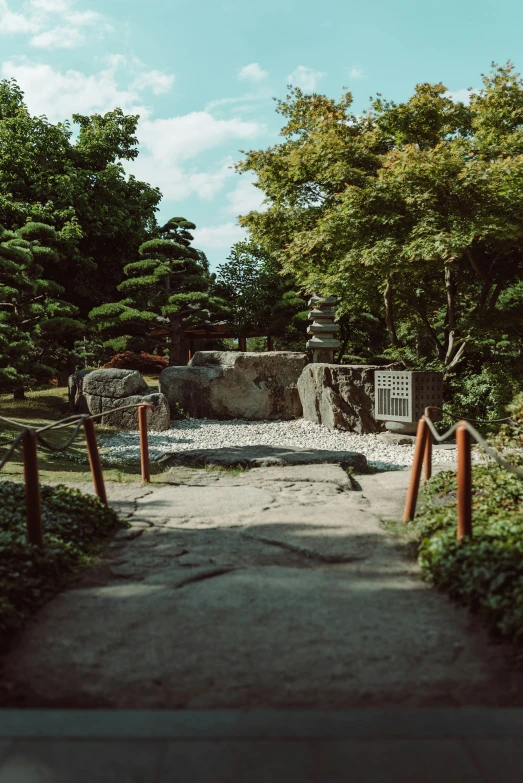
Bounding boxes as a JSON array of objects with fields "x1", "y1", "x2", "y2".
[
  {"x1": 82, "y1": 369, "x2": 148, "y2": 399},
  {"x1": 84, "y1": 392, "x2": 171, "y2": 430},
  {"x1": 297, "y1": 364, "x2": 384, "y2": 434},
  {"x1": 159, "y1": 351, "x2": 309, "y2": 420}
]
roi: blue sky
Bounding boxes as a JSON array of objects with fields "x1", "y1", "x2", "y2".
[{"x1": 0, "y1": 0, "x2": 519, "y2": 269}]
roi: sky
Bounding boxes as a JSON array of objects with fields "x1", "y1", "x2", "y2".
[{"x1": 0, "y1": 0, "x2": 519, "y2": 269}]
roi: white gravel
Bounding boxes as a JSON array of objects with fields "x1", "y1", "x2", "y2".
[{"x1": 99, "y1": 418, "x2": 481, "y2": 472}]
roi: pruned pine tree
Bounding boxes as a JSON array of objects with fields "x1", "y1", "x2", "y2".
[
  {"x1": 0, "y1": 222, "x2": 82, "y2": 398},
  {"x1": 89, "y1": 217, "x2": 227, "y2": 365}
]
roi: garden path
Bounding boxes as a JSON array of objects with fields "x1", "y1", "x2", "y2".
[{"x1": 2, "y1": 464, "x2": 523, "y2": 709}]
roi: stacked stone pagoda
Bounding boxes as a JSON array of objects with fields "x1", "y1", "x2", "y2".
[{"x1": 306, "y1": 295, "x2": 341, "y2": 363}]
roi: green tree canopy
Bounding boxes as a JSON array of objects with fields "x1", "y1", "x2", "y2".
[
  {"x1": 215, "y1": 240, "x2": 308, "y2": 349},
  {"x1": 0, "y1": 79, "x2": 161, "y2": 319},
  {"x1": 236, "y1": 62, "x2": 523, "y2": 400},
  {"x1": 0, "y1": 222, "x2": 82, "y2": 398},
  {"x1": 89, "y1": 217, "x2": 227, "y2": 365}
]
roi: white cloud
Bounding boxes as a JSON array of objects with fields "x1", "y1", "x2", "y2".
[
  {"x1": 1, "y1": 58, "x2": 149, "y2": 119},
  {"x1": 205, "y1": 87, "x2": 272, "y2": 112},
  {"x1": 192, "y1": 222, "x2": 246, "y2": 249},
  {"x1": 0, "y1": 0, "x2": 111, "y2": 48},
  {"x1": 224, "y1": 174, "x2": 266, "y2": 216},
  {"x1": 287, "y1": 65, "x2": 325, "y2": 92},
  {"x1": 131, "y1": 69, "x2": 175, "y2": 95},
  {"x1": 348, "y1": 66, "x2": 365, "y2": 80},
  {"x1": 30, "y1": 25, "x2": 85, "y2": 48},
  {"x1": 0, "y1": 0, "x2": 39, "y2": 32},
  {"x1": 238, "y1": 62, "x2": 268, "y2": 82},
  {"x1": 445, "y1": 88, "x2": 478, "y2": 104},
  {"x1": 136, "y1": 113, "x2": 264, "y2": 163}
]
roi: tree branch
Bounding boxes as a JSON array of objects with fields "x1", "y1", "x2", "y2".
[{"x1": 383, "y1": 279, "x2": 402, "y2": 348}]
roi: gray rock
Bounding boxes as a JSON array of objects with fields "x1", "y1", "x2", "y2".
[
  {"x1": 158, "y1": 444, "x2": 367, "y2": 472},
  {"x1": 159, "y1": 351, "x2": 308, "y2": 420},
  {"x1": 297, "y1": 364, "x2": 383, "y2": 433},
  {"x1": 82, "y1": 369, "x2": 148, "y2": 399},
  {"x1": 67, "y1": 369, "x2": 93, "y2": 412},
  {"x1": 377, "y1": 432, "x2": 416, "y2": 446},
  {"x1": 84, "y1": 392, "x2": 170, "y2": 430},
  {"x1": 384, "y1": 420, "x2": 419, "y2": 435}
]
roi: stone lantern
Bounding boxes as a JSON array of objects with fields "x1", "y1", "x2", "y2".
[{"x1": 306, "y1": 295, "x2": 341, "y2": 363}]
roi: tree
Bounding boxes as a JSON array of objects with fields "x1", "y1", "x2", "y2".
[
  {"x1": 0, "y1": 222, "x2": 82, "y2": 398},
  {"x1": 215, "y1": 240, "x2": 308, "y2": 348},
  {"x1": 235, "y1": 63, "x2": 523, "y2": 412},
  {"x1": 89, "y1": 217, "x2": 227, "y2": 365},
  {"x1": 0, "y1": 79, "x2": 161, "y2": 320}
]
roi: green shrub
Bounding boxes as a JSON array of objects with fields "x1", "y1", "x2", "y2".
[
  {"x1": 0, "y1": 481, "x2": 125, "y2": 645},
  {"x1": 410, "y1": 463, "x2": 523, "y2": 645},
  {"x1": 104, "y1": 351, "x2": 169, "y2": 374}
]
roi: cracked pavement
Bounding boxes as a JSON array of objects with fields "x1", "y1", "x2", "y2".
[{"x1": 2, "y1": 464, "x2": 523, "y2": 709}]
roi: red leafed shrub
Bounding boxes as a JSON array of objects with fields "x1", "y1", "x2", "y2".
[{"x1": 104, "y1": 351, "x2": 169, "y2": 373}]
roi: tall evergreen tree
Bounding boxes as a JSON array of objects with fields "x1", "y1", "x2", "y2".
[
  {"x1": 89, "y1": 217, "x2": 226, "y2": 365},
  {"x1": 0, "y1": 222, "x2": 82, "y2": 398}
]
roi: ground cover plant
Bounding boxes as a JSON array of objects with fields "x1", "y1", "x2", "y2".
[
  {"x1": 0, "y1": 481, "x2": 125, "y2": 646},
  {"x1": 407, "y1": 460, "x2": 523, "y2": 648}
]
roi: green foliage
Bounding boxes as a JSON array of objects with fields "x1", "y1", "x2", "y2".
[
  {"x1": 89, "y1": 217, "x2": 227, "y2": 365},
  {"x1": 215, "y1": 240, "x2": 308, "y2": 346},
  {"x1": 0, "y1": 222, "x2": 83, "y2": 396},
  {"x1": 409, "y1": 462, "x2": 523, "y2": 645},
  {"x1": 0, "y1": 79, "x2": 161, "y2": 323},
  {"x1": 236, "y1": 62, "x2": 523, "y2": 392},
  {"x1": 0, "y1": 481, "x2": 124, "y2": 643}
]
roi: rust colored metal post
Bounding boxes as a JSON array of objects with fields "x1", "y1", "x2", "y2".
[
  {"x1": 23, "y1": 429, "x2": 44, "y2": 548},
  {"x1": 402, "y1": 417, "x2": 428, "y2": 522},
  {"x1": 457, "y1": 422, "x2": 473, "y2": 540},
  {"x1": 138, "y1": 404, "x2": 151, "y2": 483},
  {"x1": 424, "y1": 408, "x2": 434, "y2": 481},
  {"x1": 83, "y1": 417, "x2": 108, "y2": 505}
]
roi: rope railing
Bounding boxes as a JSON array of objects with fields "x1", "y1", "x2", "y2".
[
  {"x1": 403, "y1": 406, "x2": 523, "y2": 540},
  {"x1": 0, "y1": 402, "x2": 155, "y2": 549}
]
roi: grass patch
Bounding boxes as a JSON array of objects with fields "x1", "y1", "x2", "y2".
[
  {"x1": 0, "y1": 383, "x2": 167, "y2": 484},
  {"x1": 401, "y1": 461, "x2": 523, "y2": 647},
  {"x1": 0, "y1": 480, "x2": 126, "y2": 647}
]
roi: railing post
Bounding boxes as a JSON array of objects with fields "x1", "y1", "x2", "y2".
[
  {"x1": 83, "y1": 417, "x2": 108, "y2": 506},
  {"x1": 424, "y1": 407, "x2": 434, "y2": 480},
  {"x1": 23, "y1": 429, "x2": 44, "y2": 548},
  {"x1": 403, "y1": 416, "x2": 428, "y2": 522},
  {"x1": 457, "y1": 421, "x2": 472, "y2": 540},
  {"x1": 138, "y1": 404, "x2": 150, "y2": 483}
]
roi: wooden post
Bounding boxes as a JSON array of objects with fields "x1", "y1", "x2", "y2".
[
  {"x1": 238, "y1": 336, "x2": 247, "y2": 352},
  {"x1": 187, "y1": 339, "x2": 195, "y2": 363},
  {"x1": 138, "y1": 404, "x2": 151, "y2": 483},
  {"x1": 424, "y1": 408, "x2": 434, "y2": 480},
  {"x1": 457, "y1": 422, "x2": 472, "y2": 540},
  {"x1": 267, "y1": 335, "x2": 274, "y2": 352},
  {"x1": 83, "y1": 417, "x2": 108, "y2": 506},
  {"x1": 23, "y1": 429, "x2": 44, "y2": 548},
  {"x1": 403, "y1": 417, "x2": 428, "y2": 522}
]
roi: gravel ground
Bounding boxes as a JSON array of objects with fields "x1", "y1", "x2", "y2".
[{"x1": 99, "y1": 418, "x2": 483, "y2": 471}]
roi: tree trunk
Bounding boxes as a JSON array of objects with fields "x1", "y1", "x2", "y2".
[
  {"x1": 169, "y1": 316, "x2": 184, "y2": 366},
  {"x1": 383, "y1": 280, "x2": 402, "y2": 348},
  {"x1": 13, "y1": 386, "x2": 25, "y2": 401}
]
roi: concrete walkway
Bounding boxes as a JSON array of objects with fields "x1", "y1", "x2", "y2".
[
  {"x1": 1, "y1": 707, "x2": 523, "y2": 782},
  {"x1": 2, "y1": 464, "x2": 523, "y2": 710}
]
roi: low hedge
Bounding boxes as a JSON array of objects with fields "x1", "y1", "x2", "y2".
[
  {"x1": 0, "y1": 481, "x2": 125, "y2": 646},
  {"x1": 104, "y1": 351, "x2": 169, "y2": 373},
  {"x1": 410, "y1": 460, "x2": 523, "y2": 645}
]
